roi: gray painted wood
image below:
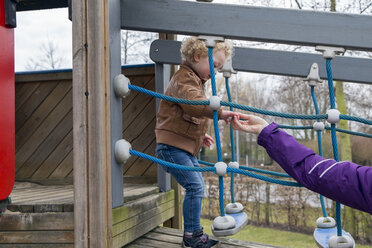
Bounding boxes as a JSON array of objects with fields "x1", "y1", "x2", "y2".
[
  {"x1": 150, "y1": 40, "x2": 372, "y2": 85},
  {"x1": 155, "y1": 63, "x2": 172, "y2": 192},
  {"x1": 121, "y1": 0, "x2": 372, "y2": 51},
  {"x1": 110, "y1": 0, "x2": 124, "y2": 208}
]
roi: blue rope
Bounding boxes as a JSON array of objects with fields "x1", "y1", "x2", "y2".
[
  {"x1": 221, "y1": 101, "x2": 327, "y2": 120},
  {"x1": 130, "y1": 149, "x2": 303, "y2": 187},
  {"x1": 129, "y1": 83, "x2": 372, "y2": 126},
  {"x1": 279, "y1": 124, "x2": 371, "y2": 138},
  {"x1": 225, "y1": 77, "x2": 236, "y2": 162},
  {"x1": 279, "y1": 125, "x2": 313, "y2": 130},
  {"x1": 310, "y1": 86, "x2": 327, "y2": 218},
  {"x1": 198, "y1": 160, "x2": 215, "y2": 166},
  {"x1": 219, "y1": 176, "x2": 225, "y2": 216},
  {"x1": 227, "y1": 167, "x2": 302, "y2": 187},
  {"x1": 198, "y1": 159, "x2": 291, "y2": 178},
  {"x1": 126, "y1": 53, "x2": 371, "y2": 234},
  {"x1": 130, "y1": 150, "x2": 215, "y2": 172},
  {"x1": 225, "y1": 77, "x2": 236, "y2": 203},
  {"x1": 326, "y1": 58, "x2": 342, "y2": 236},
  {"x1": 325, "y1": 126, "x2": 372, "y2": 138},
  {"x1": 128, "y1": 84, "x2": 209, "y2": 106},
  {"x1": 340, "y1": 114, "x2": 372, "y2": 125},
  {"x1": 239, "y1": 165, "x2": 291, "y2": 178},
  {"x1": 208, "y1": 47, "x2": 224, "y2": 216}
]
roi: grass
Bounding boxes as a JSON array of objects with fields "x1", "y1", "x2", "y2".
[{"x1": 201, "y1": 218, "x2": 372, "y2": 248}]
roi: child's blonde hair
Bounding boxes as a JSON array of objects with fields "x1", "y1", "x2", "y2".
[{"x1": 180, "y1": 36, "x2": 233, "y2": 63}]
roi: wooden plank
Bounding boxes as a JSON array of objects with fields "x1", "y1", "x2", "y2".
[
  {"x1": 10, "y1": 186, "x2": 71, "y2": 201},
  {"x1": 16, "y1": 110, "x2": 73, "y2": 179},
  {"x1": 123, "y1": 185, "x2": 158, "y2": 203},
  {"x1": 15, "y1": 81, "x2": 58, "y2": 132},
  {"x1": 123, "y1": 98, "x2": 155, "y2": 142},
  {"x1": 112, "y1": 207, "x2": 174, "y2": 247},
  {"x1": 31, "y1": 130, "x2": 73, "y2": 179},
  {"x1": 122, "y1": 66, "x2": 155, "y2": 77},
  {"x1": 25, "y1": 191, "x2": 73, "y2": 204},
  {"x1": 0, "y1": 231, "x2": 74, "y2": 244},
  {"x1": 15, "y1": 91, "x2": 72, "y2": 174},
  {"x1": 124, "y1": 138, "x2": 156, "y2": 177},
  {"x1": 11, "y1": 189, "x2": 73, "y2": 204},
  {"x1": 127, "y1": 237, "x2": 180, "y2": 248},
  {"x1": 15, "y1": 72, "x2": 72, "y2": 83},
  {"x1": 0, "y1": 245, "x2": 73, "y2": 248},
  {"x1": 142, "y1": 232, "x2": 183, "y2": 246},
  {"x1": 113, "y1": 199, "x2": 173, "y2": 236},
  {"x1": 152, "y1": 227, "x2": 281, "y2": 248},
  {"x1": 72, "y1": 0, "x2": 113, "y2": 246},
  {"x1": 15, "y1": 82, "x2": 40, "y2": 112},
  {"x1": 123, "y1": 120, "x2": 156, "y2": 176},
  {"x1": 122, "y1": 75, "x2": 154, "y2": 110},
  {"x1": 123, "y1": 176, "x2": 157, "y2": 185},
  {"x1": 49, "y1": 151, "x2": 73, "y2": 179},
  {"x1": 122, "y1": 80, "x2": 155, "y2": 131},
  {"x1": 142, "y1": 162, "x2": 158, "y2": 177},
  {"x1": 112, "y1": 190, "x2": 174, "y2": 225},
  {"x1": 16, "y1": 82, "x2": 72, "y2": 149}
]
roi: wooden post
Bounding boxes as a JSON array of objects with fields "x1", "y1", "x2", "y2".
[
  {"x1": 158, "y1": 33, "x2": 182, "y2": 230},
  {"x1": 72, "y1": 0, "x2": 113, "y2": 247}
]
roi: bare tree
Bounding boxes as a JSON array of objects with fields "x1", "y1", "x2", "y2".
[
  {"x1": 121, "y1": 30, "x2": 157, "y2": 65},
  {"x1": 25, "y1": 39, "x2": 65, "y2": 70}
]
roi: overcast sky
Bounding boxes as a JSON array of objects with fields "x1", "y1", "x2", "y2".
[
  {"x1": 15, "y1": 8, "x2": 72, "y2": 72},
  {"x1": 14, "y1": 1, "x2": 370, "y2": 72}
]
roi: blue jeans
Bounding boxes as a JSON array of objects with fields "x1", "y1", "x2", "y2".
[{"x1": 155, "y1": 143, "x2": 204, "y2": 232}]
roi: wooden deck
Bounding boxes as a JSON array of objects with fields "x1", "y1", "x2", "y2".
[
  {"x1": 2, "y1": 183, "x2": 281, "y2": 248},
  {"x1": 125, "y1": 227, "x2": 283, "y2": 248},
  {"x1": 0, "y1": 182, "x2": 169, "y2": 247},
  {"x1": 7, "y1": 182, "x2": 158, "y2": 213}
]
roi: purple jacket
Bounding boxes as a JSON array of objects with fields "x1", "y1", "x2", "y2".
[{"x1": 258, "y1": 123, "x2": 372, "y2": 215}]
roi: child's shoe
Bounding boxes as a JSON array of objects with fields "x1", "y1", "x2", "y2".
[{"x1": 182, "y1": 229, "x2": 220, "y2": 248}]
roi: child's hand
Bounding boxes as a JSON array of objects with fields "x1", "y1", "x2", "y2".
[
  {"x1": 231, "y1": 113, "x2": 269, "y2": 134},
  {"x1": 202, "y1": 134, "x2": 215, "y2": 147},
  {"x1": 220, "y1": 110, "x2": 239, "y2": 124}
]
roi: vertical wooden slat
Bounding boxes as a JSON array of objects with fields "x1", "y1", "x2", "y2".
[{"x1": 72, "y1": 0, "x2": 112, "y2": 247}]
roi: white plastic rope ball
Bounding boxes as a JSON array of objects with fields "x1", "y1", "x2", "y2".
[
  {"x1": 209, "y1": 96, "x2": 221, "y2": 110},
  {"x1": 327, "y1": 109, "x2": 341, "y2": 124},
  {"x1": 316, "y1": 216, "x2": 336, "y2": 228},
  {"x1": 228, "y1": 161, "x2": 239, "y2": 169},
  {"x1": 198, "y1": 35, "x2": 224, "y2": 48},
  {"x1": 214, "y1": 162, "x2": 227, "y2": 176},
  {"x1": 114, "y1": 74, "x2": 131, "y2": 98},
  {"x1": 328, "y1": 235, "x2": 355, "y2": 248},
  {"x1": 313, "y1": 122, "x2": 325, "y2": 131},
  {"x1": 115, "y1": 139, "x2": 131, "y2": 164},
  {"x1": 213, "y1": 215, "x2": 235, "y2": 230},
  {"x1": 226, "y1": 202, "x2": 243, "y2": 214}
]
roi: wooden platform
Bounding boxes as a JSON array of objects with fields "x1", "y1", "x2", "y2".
[
  {"x1": 125, "y1": 227, "x2": 283, "y2": 248},
  {"x1": 7, "y1": 182, "x2": 159, "y2": 213},
  {"x1": 0, "y1": 182, "x2": 171, "y2": 247}
]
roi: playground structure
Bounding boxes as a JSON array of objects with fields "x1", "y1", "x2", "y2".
[{"x1": 1, "y1": 0, "x2": 372, "y2": 247}]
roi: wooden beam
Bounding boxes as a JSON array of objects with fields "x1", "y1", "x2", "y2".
[
  {"x1": 122, "y1": 0, "x2": 372, "y2": 51},
  {"x1": 16, "y1": 0, "x2": 68, "y2": 11},
  {"x1": 72, "y1": 0, "x2": 112, "y2": 247}
]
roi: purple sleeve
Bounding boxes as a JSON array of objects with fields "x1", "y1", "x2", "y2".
[{"x1": 258, "y1": 123, "x2": 372, "y2": 215}]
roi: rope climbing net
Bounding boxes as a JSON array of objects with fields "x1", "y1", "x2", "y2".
[{"x1": 114, "y1": 37, "x2": 371, "y2": 245}]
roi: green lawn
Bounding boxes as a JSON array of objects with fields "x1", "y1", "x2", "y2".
[{"x1": 201, "y1": 218, "x2": 372, "y2": 248}]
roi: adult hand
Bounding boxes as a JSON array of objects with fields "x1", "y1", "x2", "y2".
[
  {"x1": 231, "y1": 113, "x2": 269, "y2": 135},
  {"x1": 202, "y1": 133, "x2": 215, "y2": 147},
  {"x1": 220, "y1": 110, "x2": 239, "y2": 124}
]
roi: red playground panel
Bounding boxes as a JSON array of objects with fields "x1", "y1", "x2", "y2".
[{"x1": 0, "y1": 1, "x2": 15, "y2": 201}]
